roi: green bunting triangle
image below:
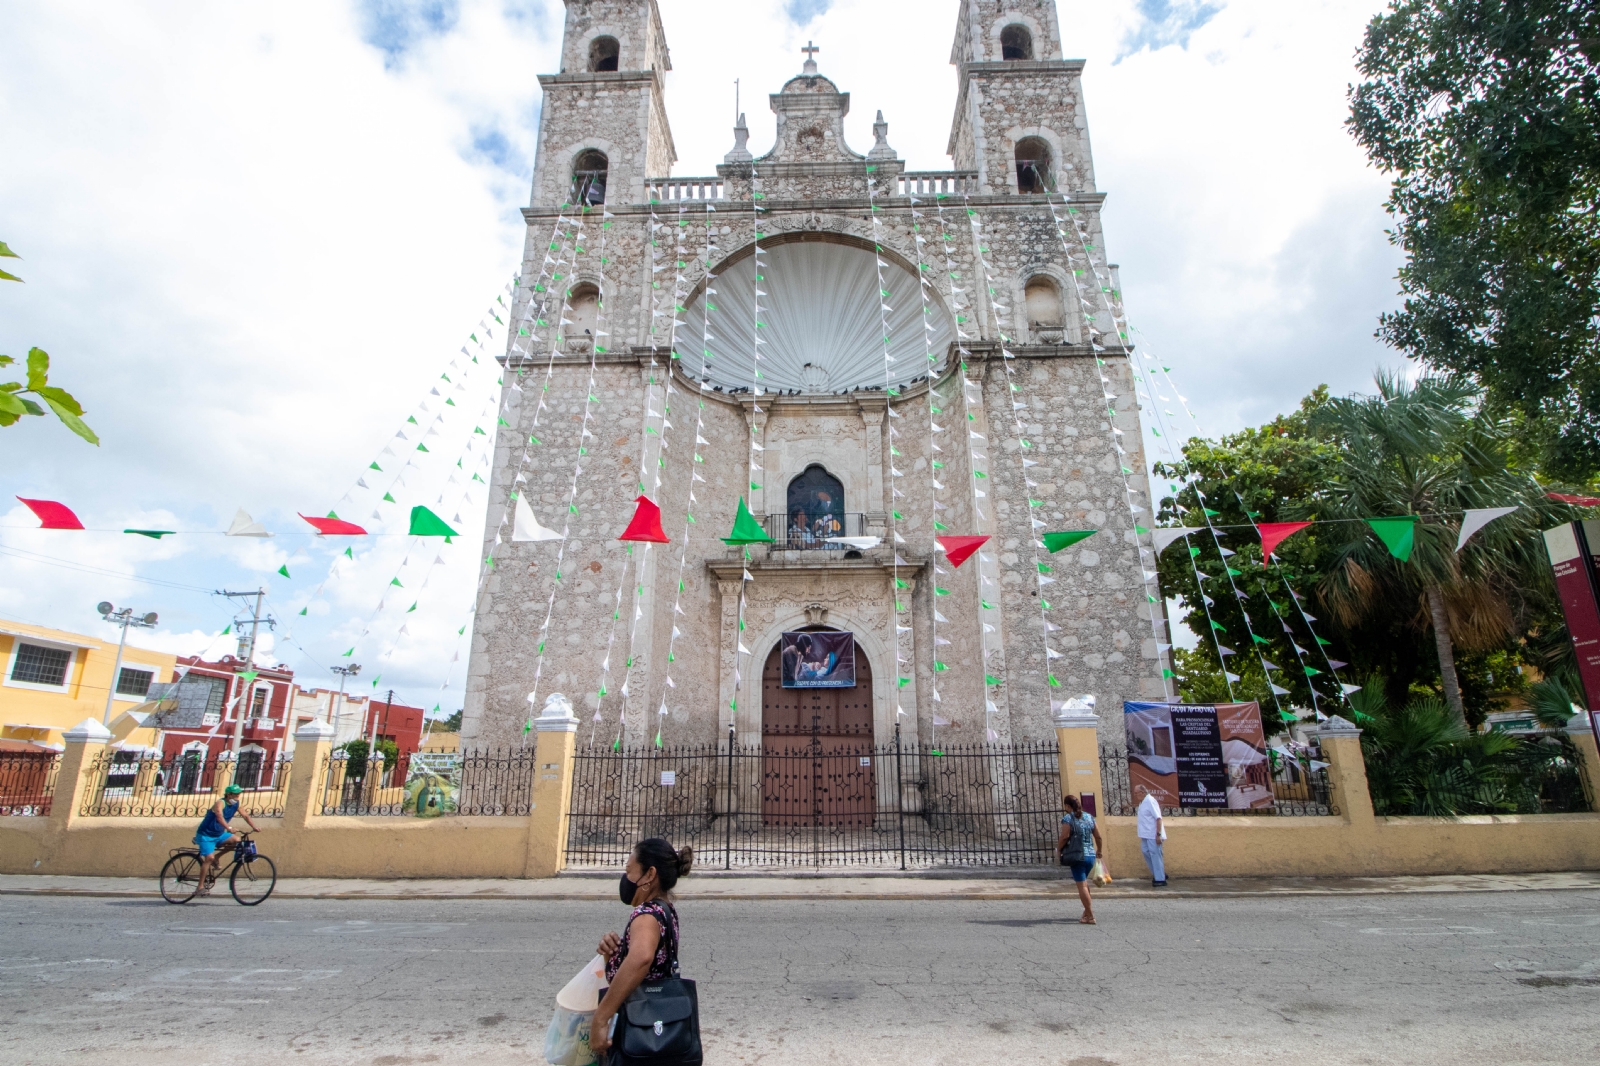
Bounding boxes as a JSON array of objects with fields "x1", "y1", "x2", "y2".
[
  {"x1": 390, "y1": 577, "x2": 403, "y2": 587},
  {"x1": 721, "y1": 496, "x2": 773, "y2": 545},
  {"x1": 382, "y1": 493, "x2": 397, "y2": 503},
  {"x1": 277, "y1": 565, "x2": 290, "y2": 578},
  {"x1": 124, "y1": 529, "x2": 174, "y2": 539},
  {"x1": 1042, "y1": 530, "x2": 1096, "y2": 553},
  {"x1": 1367, "y1": 516, "x2": 1420, "y2": 562},
  {"x1": 408, "y1": 505, "x2": 458, "y2": 537},
  {"x1": 344, "y1": 547, "x2": 354, "y2": 558},
  {"x1": 298, "y1": 607, "x2": 308, "y2": 616},
  {"x1": 221, "y1": 624, "x2": 231, "y2": 636}
]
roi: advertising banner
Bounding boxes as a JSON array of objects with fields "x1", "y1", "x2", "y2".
[
  {"x1": 780, "y1": 631, "x2": 856, "y2": 688},
  {"x1": 1543, "y1": 520, "x2": 1600, "y2": 713},
  {"x1": 1124, "y1": 701, "x2": 1274, "y2": 810}
]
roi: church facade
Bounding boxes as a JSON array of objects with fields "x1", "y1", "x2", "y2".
[{"x1": 462, "y1": 0, "x2": 1173, "y2": 754}]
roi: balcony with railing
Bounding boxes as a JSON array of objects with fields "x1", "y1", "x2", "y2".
[
  {"x1": 762, "y1": 512, "x2": 870, "y2": 550},
  {"x1": 643, "y1": 171, "x2": 980, "y2": 204}
]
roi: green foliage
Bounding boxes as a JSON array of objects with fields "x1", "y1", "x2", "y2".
[
  {"x1": 1527, "y1": 666, "x2": 1586, "y2": 729},
  {"x1": 1170, "y1": 648, "x2": 1289, "y2": 730},
  {"x1": 1348, "y1": 1, "x2": 1600, "y2": 480},
  {"x1": 441, "y1": 708, "x2": 463, "y2": 731},
  {"x1": 338, "y1": 737, "x2": 401, "y2": 781},
  {"x1": 0, "y1": 240, "x2": 98, "y2": 445},
  {"x1": 1356, "y1": 688, "x2": 1587, "y2": 814}
]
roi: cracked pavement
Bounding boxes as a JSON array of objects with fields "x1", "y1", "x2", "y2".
[{"x1": 1, "y1": 889, "x2": 1596, "y2": 1064}]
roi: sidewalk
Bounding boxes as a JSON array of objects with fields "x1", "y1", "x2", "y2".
[{"x1": 3, "y1": 869, "x2": 1598, "y2": 901}]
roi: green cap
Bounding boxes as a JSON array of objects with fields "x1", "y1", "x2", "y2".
[{"x1": 224, "y1": 784, "x2": 243, "y2": 796}]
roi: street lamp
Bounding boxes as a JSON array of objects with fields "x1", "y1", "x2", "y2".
[
  {"x1": 97, "y1": 602, "x2": 158, "y2": 725},
  {"x1": 330, "y1": 664, "x2": 361, "y2": 740}
]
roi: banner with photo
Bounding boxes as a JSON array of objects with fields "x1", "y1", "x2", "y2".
[
  {"x1": 403, "y1": 754, "x2": 460, "y2": 817},
  {"x1": 1124, "y1": 701, "x2": 1273, "y2": 810},
  {"x1": 780, "y1": 631, "x2": 857, "y2": 689}
]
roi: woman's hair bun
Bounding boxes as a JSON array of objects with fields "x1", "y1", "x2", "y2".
[
  {"x1": 635, "y1": 837, "x2": 690, "y2": 891},
  {"x1": 675, "y1": 845, "x2": 694, "y2": 878}
]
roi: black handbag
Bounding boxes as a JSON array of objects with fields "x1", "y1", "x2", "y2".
[{"x1": 611, "y1": 904, "x2": 702, "y2": 1066}]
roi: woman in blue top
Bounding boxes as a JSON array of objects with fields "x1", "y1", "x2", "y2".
[
  {"x1": 194, "y1": 783, "x2": 259, "y2": 895},
  {"x1": 1056, "y1": 794, "x2": 1104, "y2": 924}
]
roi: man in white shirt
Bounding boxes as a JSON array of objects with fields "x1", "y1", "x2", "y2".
[{"x1": 1135, "y1": 785, "x2": 1167, "y2": 887}]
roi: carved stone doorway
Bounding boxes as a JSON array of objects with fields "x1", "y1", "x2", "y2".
[{"x1": 759, "y1": 627, "x2": 875, "y2": 827}]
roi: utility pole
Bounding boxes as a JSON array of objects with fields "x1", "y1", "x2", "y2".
[
  {"x1": 330, "y1": 663, "x2": 361, "y2": 742},
  {"x1": 370, "y1": 688, "x2": 394, "y2": 784},
  {"x1": 217, "y1": 588, "x2": 273, "y2": 757},
  {"x1": 96, "y1": 602, "x2": 158, "y2": 725}
]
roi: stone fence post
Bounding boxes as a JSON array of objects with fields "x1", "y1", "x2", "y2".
[
  {"x1": 526, "y1": 694, "x2": 580, "y2": 878},
  {"x1": 1568, "y1": 712, "x2": 1600, "y2": 812},
  {"x1": 1310, "y1": 715, "x2": 1375, "y2": 828},
  {"x1": 48, "y1": 718, "x2": 112, "y2": 831},
  {"x1": 283, "y1": 720, "x2": 336, "y2": 829},
  {"x1": 1053, "y1": 699, "x2": 1104, "y2": 815}
]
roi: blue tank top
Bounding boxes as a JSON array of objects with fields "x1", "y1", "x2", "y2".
[{"x1": 199, "y1": 801, "x2": 239, "y2": 837}]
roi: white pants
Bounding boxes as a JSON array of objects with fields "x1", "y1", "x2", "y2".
[{"x1": 1140, "y1": 837, "x2": 1166, "y2": 882}]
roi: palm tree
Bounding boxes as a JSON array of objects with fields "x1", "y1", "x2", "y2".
[{"x1": 1307, "y1": 374, "x2": 1565, "y2": 727}]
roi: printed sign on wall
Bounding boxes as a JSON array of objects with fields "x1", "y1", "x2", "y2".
[
  {"x1": 780, "y1": 631, "x2": 856, "y2": 688},
  {"x1": 1124, "y1": 701, "x2": 1274, "y2": 810},
  {"x1": 1543, "y1": 520, "x2": 1600, "y2": 713}
]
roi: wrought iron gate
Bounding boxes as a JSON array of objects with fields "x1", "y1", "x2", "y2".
[{"x1": 564, "y1": 727, "x2": 1063, "y2": 870}]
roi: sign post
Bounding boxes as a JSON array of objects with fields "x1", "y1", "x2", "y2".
[{"x1": 1542, "y1": 521, "x2": 1600, "y2": 726}]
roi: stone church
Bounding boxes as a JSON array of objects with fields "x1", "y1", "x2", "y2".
[{"x1": 462, "y1": 0, "x2": 1172, "y2": 756}]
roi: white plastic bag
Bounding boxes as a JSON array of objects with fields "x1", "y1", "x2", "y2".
[{"x1": 544, "y1": 954, "x2": 606, "y2": 1065}]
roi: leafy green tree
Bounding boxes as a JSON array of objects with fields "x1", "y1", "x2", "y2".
[
  {"x1": 440, "y1": 708, "x2": 463, "y2": 731},
  {"x1": 1306, "y1": 373, "x2": 1571, "y2": 727},
  {"x1": 0, "y1": 241, "x2": 99, "y2": 444},
  {"x1": 1349, "y1": 1, "x2": 1600, "y2": 481}
]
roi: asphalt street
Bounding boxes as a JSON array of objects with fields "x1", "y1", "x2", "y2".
[{"x1": 2, "y1": 889, "x2": 1596, "y2": 1065}]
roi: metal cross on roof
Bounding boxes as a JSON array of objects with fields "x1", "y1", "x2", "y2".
[{"x1": 801, "y1": 40, "x2": 819, "y2": 74}]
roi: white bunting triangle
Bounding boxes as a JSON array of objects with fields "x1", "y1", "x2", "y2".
[{"x1": 513, "y1": 497, "x2": 564, "y2": 542}]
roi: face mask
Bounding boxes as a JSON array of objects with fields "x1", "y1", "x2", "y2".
[{"x1": 619, "y1": 873, "x2": 638, "y2": 905}]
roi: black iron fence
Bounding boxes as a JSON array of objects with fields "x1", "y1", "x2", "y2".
[
  {"x1": 457, "y1": 748, "x2": 536, "y2": 815},
  {"x1": 565, "y1": 728, "x2": 1064, "y2": 870},
  {"x1": 0, "y1": 751, "x2": 60, "y2": 817},
  {"x1": 78, "y1": 752, "x2": 291, "y2": 818},
  {"x1": 1098, "y1": 744, "x2": 1337, "y2": 817},
  {"x1": 320, "y1": 753, "x2": 407, "y2": 816}
]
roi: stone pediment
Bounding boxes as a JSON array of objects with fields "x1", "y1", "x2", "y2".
[{"x1": 763, "y1": 73, "x2": 858, "y2": 165}]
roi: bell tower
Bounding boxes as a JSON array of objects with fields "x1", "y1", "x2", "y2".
[
  {"x1": 530, "y1": 0, "x2": 677, "y2": 208},
  {"x1": 947, "y1": 0, "x2": 1096, "y2": 195}
]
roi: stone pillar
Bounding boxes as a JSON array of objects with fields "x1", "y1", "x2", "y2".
[
  {"x1": 48, "y1": 718, "x2": 111, "y2": 830},
  {"x1": 283, "y1": 720, "x2": 336, "y2": 829},
  {"x1": 1568, "y1": 712, "x2": 1600, "y2": 812},
  {"x1": 1311, "y1": 715, "x2": 1374, "y2": 828},
  {"x1": 1053, "y1": 699, "x2": 1103, "y2": 814},
  {"x1": 526, "y1": 693, "x2": 580, "y2": 878}
]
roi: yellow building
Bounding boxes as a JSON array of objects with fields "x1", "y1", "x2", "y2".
[{"x1": 0, "y1": 619, "x2": 177, "y2": 749}]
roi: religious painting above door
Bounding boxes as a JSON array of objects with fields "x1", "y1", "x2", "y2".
[
  {"x1": 786, "y1": 465, "x2": 845, "y2": 546},
  {"x1": 779, "y1": 630, "x2": 856, "y2": 688}
]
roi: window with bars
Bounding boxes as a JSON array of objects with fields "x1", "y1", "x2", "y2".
[
  {"x1": 116, "y1": 667, "x2": 154, "y2": 697},
  {"x1": 251, "y1": 688, "x2": 270, "y2": 718},
  {"x1": 11, "y1": 643, "x2": 72, "y2": 687}
]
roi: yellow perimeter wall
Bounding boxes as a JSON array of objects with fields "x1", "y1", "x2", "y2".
[
  {"x1": 0, "y1": 619, "x2": 177, "y2": 747},
  {"x1": 1, "y1": 722, "x2": 1598, "y2": 881}
]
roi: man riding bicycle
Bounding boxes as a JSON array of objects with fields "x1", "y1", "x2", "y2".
[{"x1": 194, "y1": 783, "x2": 259, "y2": 894}]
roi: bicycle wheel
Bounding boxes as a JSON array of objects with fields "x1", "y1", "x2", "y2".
[
  {"x1": 159, "y1": 852, "x2": 202, "y2": 904},
  {"x1": 229, "y1": 853, "x2": 276, "y2": 906}
]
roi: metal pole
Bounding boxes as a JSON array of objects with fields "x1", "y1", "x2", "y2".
[
  {"x1": 895, "y1": 723, "x2": 906, "y2": 871},
  {"x1": 371, "y1": 689, "x2": 394, "y2": 784},
  {"x1": 724, "y1": 724, "x2": 734, "y2": 871},
  {"x1": 229, "y1": 588, "x2": 266, "y2": 758},
  {"x1": 101, "y1": 611, "x2": 133, "y2": 725}
]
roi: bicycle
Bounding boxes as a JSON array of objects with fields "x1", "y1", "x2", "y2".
[{"x1": 159, "y1": 832, "x2": 277, "y2": 906}]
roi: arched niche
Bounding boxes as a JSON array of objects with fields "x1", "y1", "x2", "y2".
[
  {"x1": 1015, "y1": 137, "x2": 1053, "y2": 194},
  {"x1": 588, "y1": 35, "x2": 619, "y2": 71},
  {"x1": 1001, "y1": 24, "x2": 1033, "y2": 60},
  {"x1": 785, "y1": 464, "x2": 846, "y2": 543},
  {"x1": 572, "y1": 149, "x2": 609, "y2": 205}
]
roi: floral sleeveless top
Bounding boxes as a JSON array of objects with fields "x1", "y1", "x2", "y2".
[{"x1": 606, "y1": 899, "x2": 679, "y2": 983}]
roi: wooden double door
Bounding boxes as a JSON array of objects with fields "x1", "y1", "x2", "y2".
[{"x1": 760, "y1": 632, "x2": 875, "y2": 826}]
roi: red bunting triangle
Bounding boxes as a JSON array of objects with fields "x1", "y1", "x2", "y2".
[
  {"x1": 1258, "y1": 521, "x2": 1311, "y2": 561},
  {"x1": 619, "y1": 495, "x2": 670, "y2": 543},
  {"x1": 299, "y1": 513, "x2": 368, "y2": 536},
  {"x1": 16, "y1": 497, "x2": 84, "y2": 530},
  {"x1": 1548, "y1": 492, "x2": 1600, "y2": 507},
  {"x1": 936, "y1": 534, "x2": 990, "y2": 569}
]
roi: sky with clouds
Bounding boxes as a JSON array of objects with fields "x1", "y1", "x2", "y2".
[{"x1": 0, "y1": 0, "x2": 1403, "y2": 708}]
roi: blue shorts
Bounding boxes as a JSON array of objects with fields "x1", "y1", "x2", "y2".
[
  {"x1": 1067, "y1": 860, "x2": 1094, "y2": 883},
  {"x1": 194, "y1": 831, "x2": 230, "y2": 857}
]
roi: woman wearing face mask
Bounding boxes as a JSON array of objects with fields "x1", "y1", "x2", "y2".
[{"x1": 590, "y1": 837, "x2": 694, "y2": 1061}]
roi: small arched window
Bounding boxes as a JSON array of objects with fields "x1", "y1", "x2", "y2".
[
  {"x1": 1015, "y1": 137, "x2": 1052, "y2": 194},
  {"x1": 589, "y1": 36, "x2": 619, "y2": 72},
  {"x1": 572, "y1": 149, "x2": 609, "y2": 205},
  {"x1": 787, "y1": 465, "x2": 845, "y2": 543},
  {"x1": 1025, "y1": 276, "x2": 1065, "y2": 329},
  {"x1": 1001, "y1": 25, "x2": 1033, "y2": 61},
  {"x1": 565, "y1": 283, "x2": 600, "y2": 343}
]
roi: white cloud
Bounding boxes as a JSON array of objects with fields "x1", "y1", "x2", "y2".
[{"x1": 1, "y1": 0, "x2": 1401, "y2": 711}]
